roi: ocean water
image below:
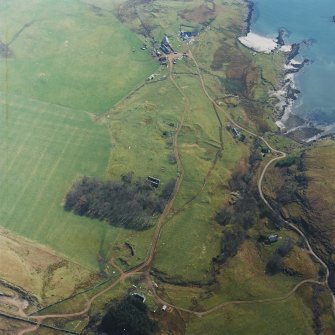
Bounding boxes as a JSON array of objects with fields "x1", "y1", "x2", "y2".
[{"x1": 250, "y1": 0, "x2": 335, "y2": 128}]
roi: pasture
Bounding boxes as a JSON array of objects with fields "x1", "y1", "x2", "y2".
[
  {"x1": 185, "y1": 298, "x2": 315, "y2": 335},
  {"x1": 0, "y1": 0, "x2": 156, "y2": 113},
  {"x1": 0, "y1": 1, "x2": 333, "y2": 334},
  {"x1": 0, "y1": 93, "x2": 112, "y2": 269},
  {"x1": 0, "y1": 0, "x2": 156, "y2": 270}
]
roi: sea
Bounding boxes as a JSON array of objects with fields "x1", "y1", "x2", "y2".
[{"x1": 250, "y1": 0, "x2": 335, "y2": 134}]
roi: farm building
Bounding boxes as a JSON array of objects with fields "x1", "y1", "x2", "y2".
[
  {"x1": 180, "y1": 31, "x2": 192, "y2": 41},
  {"x1": 160, "y1": 35, "x2": 174, "y2": 54},
  {"x1": 232, "y1": 127, "x2": 241, "y2": 138},
  {"x1": 266, "y1": 234, "x2": 279, "y2": 244},
  {"x1": 147, "y1": 176, "x2": 160, "y2": 188},
  {"x1": 131, "y1": 292, "x2": 146, "y2": 303},
  {"x1": 159, "y1": 56, "x2": 168, "y2": 65}
]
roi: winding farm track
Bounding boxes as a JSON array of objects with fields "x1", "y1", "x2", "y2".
[
  {"x1": 13, "y1": 55, "x2": 190, "y2": 334},
  {"x1": 13, "y1": 51, "x2": 335, "y2": 334},
  {"x1": 188, "y1": 50, "x2": 335, "y2": 313}
]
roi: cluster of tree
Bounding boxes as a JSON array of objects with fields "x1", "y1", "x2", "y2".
[
  {"x1": 64, "y1": 174, "x2": 176, "y2": 231},
  {"x1": 214, "y1": 190, "x2": 258, "y2": 265},
  {"x1": 213, "y1": 138, "x2": 284, "y2": 267},
  {"x1": 99, "y1": 296, "x2": 157, "y2": 335},
  {"x1": 273, "y1": 152, "x2": 309, "y2": 207},
  {"x1": 265, "y1": 238, "x2": 294, "y2": 275},
  {"x1": 312, "y1": 285, "x2": 322, "y2": 335},
  {"x1": 275, "y1": 155, "x2": 297, "y2": 168},
  {"x1": 213, "y1": 169, "x2": 259, "y2": 265}
]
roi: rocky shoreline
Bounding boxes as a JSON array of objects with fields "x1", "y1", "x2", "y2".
[
  {"x1": 244, "y1": 0, "x2": 254, "y2": 34},
  {"x1": 271, "y1": 40, "x2": 330, "y2": 143},
  {"x1": 242, "y1": 0, "x2": 333, "y2": 143}
]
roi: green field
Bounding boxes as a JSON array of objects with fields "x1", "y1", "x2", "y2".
[
  {"x1": 0, "y1": 93, "x2": 113, "y2": 268},
  {"x1": 0, "y1": 0, "x2": 156, "y2": 112},
  {"x1": 0, "y1": 0, "x2": 156, "y2": 269},
  {"x1": 185, "y1": 297, "x2": 314, "y2": 335},
  {"x1": 0, "y1": 0, "x2": 334, "y2": 334}
]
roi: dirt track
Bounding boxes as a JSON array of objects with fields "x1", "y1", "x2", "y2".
[{"x1": 12, "y1": 51, "x2": 335, "y2": 334}]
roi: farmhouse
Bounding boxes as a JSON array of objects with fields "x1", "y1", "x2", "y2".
[{"x1": 180, "y1": 31, "x2": 192, "y2": 41}]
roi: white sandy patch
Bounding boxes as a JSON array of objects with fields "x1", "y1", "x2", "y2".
[
  {"x1": 238, "y1": 32, "x2": 278, "y2": 54},
  {"x1": 290, "y1": 59, "x2": 303, "y2": 65},
  {"x1": 280, "y1": 44, "x2": 292, "y2": 52}
]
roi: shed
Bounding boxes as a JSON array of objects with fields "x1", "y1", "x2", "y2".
[
  {"x1": 266, "y1": 234, "x2": 279, "y2": 244},
  {"x1": 232, "y1": 127, "x2": 240, "y2": 138},
  {"x1": 147, "y1": 176, "x2": 160, "y2": 188},
  {"x1": 180, "y1": 31, "x2": 192, "y2": 41},
  {"x1": 131, "y1": 292, "x2": 146, "y2": 303}
]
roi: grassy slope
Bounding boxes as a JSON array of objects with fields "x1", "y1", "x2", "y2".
[
  {"x1": 186, "y1": 298, "x2": 314, "y2": 335},
  {"x1": 0, "y1": 93, "x2": 113, "y2": 269},
  {"x1": 304, "y1": 141, "x2": 335, "y2": 247},
  {"x1": 0, "y1": 0, "x2": 156, "y2": 113},
  {"x1": 153, "y1": 72, "x2": 248, "y2": 282},
  {"x1": 0, "y1": 0, "x2": 157, "y2": 270},
  {"x1": 264, "y1": 140, "x2": 335, "y2": 263},
  {"x1": 0, "y1": 0, "x2": 333, "y2": 333},
  {"x1": 263, "y1": 140, "x2": 335, "y2": 256}
]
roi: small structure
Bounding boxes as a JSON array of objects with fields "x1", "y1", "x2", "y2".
[
  {"x1": 160, "y1": 35, "x2": 174, "y2": 54},
  {"x1": 147, "y1": 176, "x2": 160, "y2": 188},
  {"x1": 159, "y1": 56, "x2": 168, "y2": 65},
  {"x1": 162, "y1": 36, "x2": 170, "y2": 46},
  {"x1": 232, "y1": 127, "x2": 241, "y2": 138},
  {"x1": 162, "y1": 305, "x2": 167, "y2": 311},
  {"x1": 266, "y1": 234, "x2": 279, "y2": 244},
  {"x1": 131, "y1": 292, "x2": 146, "y2": 303},
  {"x1": 180, "y1": 31, "x2": 192, "y2": 41}
]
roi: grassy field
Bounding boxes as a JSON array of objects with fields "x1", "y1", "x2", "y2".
[
  {"x1": 0, "y1": 0, "x2": 157, "y2": 270},
  {"x1": 185, "y1": 297, "x2": 315, "y2": 335},
  {"x1": 1, "y1": 0, "x2": 334, "y2": 334},
  {"x1": 109, "y1": 0, "x2": 335, "y2": 334},
  {"x1": 0, "y1": 0, "x2": 156, "y2": 113},
  {"x1": 0, "y1": 92, "x2": 113, "y2": 269}
]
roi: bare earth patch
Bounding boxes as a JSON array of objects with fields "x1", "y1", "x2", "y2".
[
  {"x1": 180, "y1": 4, "x2": 216, "y2": 26},
  {"x1": 0, "y1": 229, "x2": 99, "y2": 307}
]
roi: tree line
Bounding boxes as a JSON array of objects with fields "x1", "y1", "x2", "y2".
[
  {"x1": 213, "y1": 139, "x2": 283, "y2": 268},
  {"x1": 98, "y1": 295, "x2": 157, "y2": 335},
  {"x1": 64, "y1": 173, "x2": 176, "y2": 231}
]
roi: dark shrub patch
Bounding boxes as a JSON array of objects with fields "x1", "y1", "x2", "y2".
[
  {"x1": 65, "y1": 175, "x2": 176, "y2": 230},
  {"x1": 99, "y1": 296, "x2": 156, "y2": 335}
]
